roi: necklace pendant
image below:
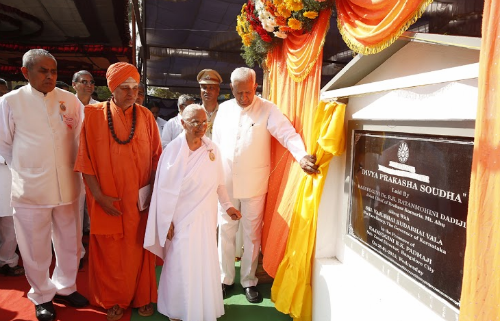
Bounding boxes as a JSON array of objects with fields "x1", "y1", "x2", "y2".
[{"x1": 209, "y1": 151, "x2": 215, "y2": 161}]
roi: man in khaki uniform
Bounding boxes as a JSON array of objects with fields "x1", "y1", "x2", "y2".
[{"x1": 197, "y1": 69, "x2": 222, "y2": 139}]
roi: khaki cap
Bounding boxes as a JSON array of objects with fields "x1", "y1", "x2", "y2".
[{"x1": 197, "y1": 69, "x2": 222, "y2": 85}]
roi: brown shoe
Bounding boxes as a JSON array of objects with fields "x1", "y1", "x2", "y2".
[
  {"x1": 107, "y1": 305, "x2": 124, "y2": 321},
  {"x1": 138, "y1": 303, "x2": 154, "y2": 317}
]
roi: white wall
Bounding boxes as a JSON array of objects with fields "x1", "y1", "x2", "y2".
[{"x1": 313, "y1": 41, "x2": 479, "y2": 321}]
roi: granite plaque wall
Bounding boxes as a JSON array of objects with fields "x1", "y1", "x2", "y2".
[{"x1": 349, "y1": 130, "x2": 473, "y2": 307}]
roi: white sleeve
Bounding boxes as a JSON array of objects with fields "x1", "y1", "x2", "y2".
[
  {"x1": 0, "y1": 99, "x2": 15, "y2": 165},
  {"x1": 161, "y1": 120, "x2": 173, "y2": 149},
  {"x1": 217, "y1": 185, "x2": 232, "y2": 211},
  {"x1": 216, "y1": 145, "x2": 233, "y2": 210},
  {"x1": 267, "y1": 103, "x2": 308, "y2": 162}
]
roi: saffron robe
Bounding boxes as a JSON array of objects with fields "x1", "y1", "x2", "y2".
[
  {"x1": 74, "y1": 100, "x2": 161, "y2": 309},
  {"x1": 144, "y1": 133, "x2": 231, "y2": 321}
]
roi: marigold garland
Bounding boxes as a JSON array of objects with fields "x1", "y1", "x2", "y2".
[
  {"x1": 303, "y1": 11, "x2": 318, "y2": 19},
  {"x1": 288, "y1": 18, "x2": 302, "y2": 30},
  {"x1": 236, "y1": 0, "x2": 332, "y2": 67}
]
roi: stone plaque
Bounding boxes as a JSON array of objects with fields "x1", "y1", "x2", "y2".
[{"x1": 349, "y1": 130, "x2": 473, "y2": 307}]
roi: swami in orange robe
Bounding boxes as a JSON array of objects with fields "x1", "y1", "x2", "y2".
[{"x1": 74, "y1": 62, "x2": 161, "y2": 321}]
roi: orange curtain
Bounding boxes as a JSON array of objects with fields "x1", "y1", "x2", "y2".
[
  {"x1": 459, "y1": 0, "x2": 500, "y2": 320},
  {"x1": 336, "y1": 0, "x2": 433, "y2": 54},
  {"x1": 261, "y1": 9, "x2": 331, "y2": 277}
]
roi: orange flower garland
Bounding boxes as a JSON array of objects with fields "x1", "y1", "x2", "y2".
[{"x1": 236, "y1": 0, "x2": 332, "y2": 67}]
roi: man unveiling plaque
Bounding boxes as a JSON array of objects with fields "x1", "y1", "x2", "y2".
[{"x1": 349, "y1": 130, "x2": 473, "y2": 308}]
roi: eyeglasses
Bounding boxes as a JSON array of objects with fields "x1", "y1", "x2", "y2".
[
  {"x1": 184, "y1": 120, "x2": 208, "y2": 128},
  {"x1": 78, "y1": 80, "x2": 95, "y2": 85}
]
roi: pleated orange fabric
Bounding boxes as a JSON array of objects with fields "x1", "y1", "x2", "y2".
[
  {"x1": 336, "y1": 0, "x2": 433, "y2": 54},
  {"x1": 459, "y1": 0, "x2": 500, "y2": 319},
  {"x1": 75, "y1": 101, "x2": 161, "y2": 309},
  {"x1": 261, "y1": 9, "x2": 331, "y2": 278}
]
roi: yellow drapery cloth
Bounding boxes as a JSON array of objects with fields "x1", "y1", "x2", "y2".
[
  {"x1": 261, "y1": 9, "x2": 332, "y2": 278},
  {"x1": 271, "y1": 100, "x2": 346, "y2": 321},
  {"x1": 459, "y1": 0, "x2": 500, "y2": 320},
  {"x1": 336, "y1": 0, "x2": 433, "y2": 54}
]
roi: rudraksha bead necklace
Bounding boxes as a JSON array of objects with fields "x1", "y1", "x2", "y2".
[{"x1": 107, "y1": 101, "x2": 136, "y2": 144}]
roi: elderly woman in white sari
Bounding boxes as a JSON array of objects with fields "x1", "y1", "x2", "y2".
[{"x1": 144, "y1": 104, "x2": 241, "y2": 321}]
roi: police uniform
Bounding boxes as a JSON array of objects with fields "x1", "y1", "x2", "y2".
[{"x1": 197, "y1": 69, "x2": 222, "y2": 139}]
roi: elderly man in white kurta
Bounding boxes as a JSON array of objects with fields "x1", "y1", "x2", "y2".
[
  {"x1": 0, "y1": 49, "x2": 88, "y2": 321},
  {"x1": 213, "y1": 67, "x2": 319, "y2": 303},
  {"x1": 145, "y1": 104, "x2": 241, "y2": 321},
  {"x1": 160, "y1": 94, "x2": 195, "y2": 148},
  {"x1": 0, "y1": 154, "x2": 24, "y2": 277}
]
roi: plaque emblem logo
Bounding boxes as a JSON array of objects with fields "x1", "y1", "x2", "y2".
[{"x1": 397, "y1": 142, "x2": 409, "y2": 163}]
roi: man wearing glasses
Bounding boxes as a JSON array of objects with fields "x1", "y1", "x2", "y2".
[{"x1": 72, "y1": 70, "x2": 99, "y2": 106}]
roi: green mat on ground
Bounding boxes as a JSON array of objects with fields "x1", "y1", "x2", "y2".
[{"x1": 131, "y1": 262, "x2": 291, "y2": 321}]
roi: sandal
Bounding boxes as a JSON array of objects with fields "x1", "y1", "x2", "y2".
[
  {"x1": 0, "y1": 264, "x2": 25, "y2": 276},
  {"x1": 107, "y1": 305, "x2": 124, "y2": 321},
  {"x1": 138, "y1": 303, "x2": 154, "y2": 317}
]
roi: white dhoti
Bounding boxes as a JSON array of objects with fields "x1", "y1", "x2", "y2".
[
  {"x1": 0, "y1": 163, "x2": 18, "y2": 268},
  {"x1": 145, "y1": 134, "x2": 231, "y2": 321},
  {"x1": 0, "y1": 216, "x2": 18, "y2": 268},
  {"x1": 13, "y1": 201, "x2": 81, "y2": 304},
  {"x1": 218, "y1": 193, "x2": 266, "y2": 288}
]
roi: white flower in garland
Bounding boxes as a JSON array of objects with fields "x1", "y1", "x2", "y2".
[{"x1": 255, "y1": 0, "x2": 277, "y2": 32}]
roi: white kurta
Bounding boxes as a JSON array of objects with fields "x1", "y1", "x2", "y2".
[
  {"x1": 0, "y1": 85, "x2": 83, "y2": 206},
  {"x1": 212, "y1": 95, "x2": 308, "y2": 287},
  {"x1": 212, "y1": 95, "x2": 307, "y2": 199},
  {"x1": 156, "y1": 117, "x2": 167, "y2": 136},
  {"x1": 161, "y1": 114, "x2": 184, "y2": 148},
  {"x1": 0, "y1": 85, "x2": 83, "y2": 304},
  {"x1": 75, "y1": 94, "x2": 99, "y2": 107},
  {"x1": 145, "y1": 133, "x2": 232, "y2": 321}
]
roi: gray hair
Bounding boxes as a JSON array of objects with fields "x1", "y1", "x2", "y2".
[
  {"x1": 230, "y1": 67, "x2": 256, "y2": 84},
  {"x1": 22, "y1": 49, "x2": 56, "y2": 70},
  {"x1": 177, "y1": 94, "x2": 195, "y2": 111},
  {"x1": 72, "y1": 70, "x2": 94, "y2": 83},
  {"x1": 181, "y1": 104, "x2": 206, "y2": 120},
  {"x1": 0, "y1": 78, "x2": 6, "y2": 86}
]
